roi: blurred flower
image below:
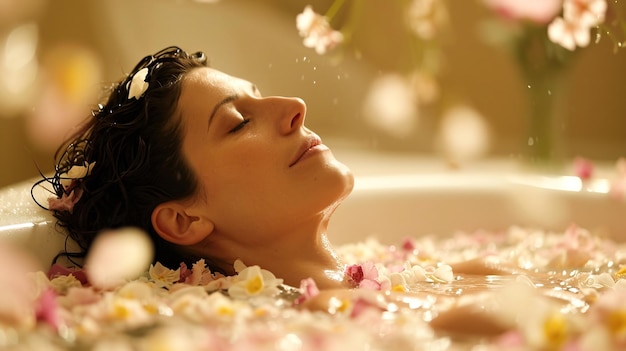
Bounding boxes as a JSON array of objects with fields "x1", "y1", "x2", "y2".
[
  {"x1": 437, "y1": 104, "x2": 490, "y2": 164},
  {"x1": 410, "y1": 70, "x2": 440, "y2": 104},
  {"x1": 482, "y1": 0, "x2": 611, "y2": 51},
  {"x1": 0, "y1": 21, "x2": 39, "y2": 117},
  {"x1": 296, "y1": 5, "x2": 344, "y2": 55},
  {"x1": 0, "y1": 239, "x2": 40, "y2": 327},
  {"x1": 547, "y1": 0, "x2": 608, "y2": 52},
  {"x1": 34, "y1": 288, "x2": 63, "y2": 331},
  {"x1": 482, "y1": 0, "x2": 562, "y2": 24},
  {"x1": 362, "y1": 74, "x2": 418, "y2": 138},
  {"x1": 574, "y1": 156, "x2": 594, "y2": 180},
  {"x1": 563, "y1": 0, "x2": 607, "y2": 27},
  {"x1": 26, "y1": 43, "x2": 102, "y2": 151},
  {"x1": 406, "y1": 0, "x2": 449, "y2": 40},
  {"x1": 495, "y1": 282, "x2": 583, "y2": 349},
  {"x1": 85, "y1": 228, "x2": 154, "y2": 289},
  {"x1": 585, "y1": 288, "x2": 626, "y2": 348},
  {"x1": 548, "y1": 15, "x2": 592, "y2": 50}
]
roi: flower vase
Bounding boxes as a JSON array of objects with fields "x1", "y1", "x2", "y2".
[{"x1": 514, "y1": 27, "x2": 573, "y2": 167}]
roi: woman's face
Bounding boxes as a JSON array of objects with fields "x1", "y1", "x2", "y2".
[{"x1": 176, "y1": 67, "x2": 354, "y2": 241}]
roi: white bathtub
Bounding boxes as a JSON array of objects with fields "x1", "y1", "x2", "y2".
[
  {"x1": 329, "y1": 152, "x2": 626, "y2": 246},
  {"x1": 1, "y1": 151, "x2": 625, "y2": 267}
]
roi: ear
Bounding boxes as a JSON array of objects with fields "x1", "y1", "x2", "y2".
[{"x1": 151, "y1": 201, "x2": 214, "y2": 246}]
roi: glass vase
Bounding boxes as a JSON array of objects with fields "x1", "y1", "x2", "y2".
[{"x1": 514, "y1": 27, "x2": 573, "y2": 167}]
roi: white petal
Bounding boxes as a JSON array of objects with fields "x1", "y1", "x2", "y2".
[
  {"x1": 574, "y1": 25, "x2": 591, "y2": 47},
  {"x1": 85, "y1": 228, "x2": 154, "y2": 289},
  {"x1": 548, "y1": 18, "x2": 567, "y2": 43}
]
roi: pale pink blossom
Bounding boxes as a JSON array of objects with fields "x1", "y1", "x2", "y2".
[
  {"x1": 345, "y1": 262, "x2": 384, "y2": 290},
  {"x1": 482, "y1": 0, "x2": 562, "y2": 24},
  {"x1": 548, "y1": 15, "x2": 592, "y2": 50},
  {"x1": 563, "y1": 0, "x2": 607, "y2": 27},
  {"x1": 296, "y1": 5, "x2": 344, "y2": 55},
  {"x1": 548, "y1": 0, "x2": 607, "y2": 50}
]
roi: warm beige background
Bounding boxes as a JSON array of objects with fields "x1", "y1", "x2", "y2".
[{"x1": 1, "y1": 0, "x2": 624, "y2": 188}]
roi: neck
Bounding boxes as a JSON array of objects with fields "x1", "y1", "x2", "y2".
[{"x1": 200, "y1": 218, "x2": 350, "y2": 290}]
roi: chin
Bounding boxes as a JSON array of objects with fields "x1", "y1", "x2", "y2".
[{"x1": 327, "y1": 158, "x2": 355, "y2": 202}]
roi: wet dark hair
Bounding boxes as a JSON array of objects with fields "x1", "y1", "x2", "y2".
[{"x1": 33, "y1": 46, "x2": 209, "y2": 269}]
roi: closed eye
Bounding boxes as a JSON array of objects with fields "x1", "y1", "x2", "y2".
[{"x1": 229, "y1": 119, "x2": 250, "y2": 133}]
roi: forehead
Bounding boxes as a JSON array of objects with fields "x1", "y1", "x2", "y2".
[
  {"x1": 176, "y1": 67, "x2": 242, "y2": 121},
  {"x1": 182, "y1": 67, "x2": 250, "y2": 96}
]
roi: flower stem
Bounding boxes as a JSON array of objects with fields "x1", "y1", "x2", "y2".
[{"x1": 324, "y1": 0, "x2": 347, "y2": 22}]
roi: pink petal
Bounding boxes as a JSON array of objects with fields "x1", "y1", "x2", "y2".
[
  {"x1": 361, "y1": 262, "x2": 379, "y2": 281},
  {"x1": 295, "y1": 278, "x2": 320, "y2": 305},
  {"x1": 350, "y1": 297, "x2": 386, "y2": 318},
  {"x1": 35, "y1": 288, "x2": 63, "y2": 331},
  {"x1": 574, "y1": 157, "x2": 594, "y2": 180},
  {"x1": 359, "y1": 279, "x2": 382, "y2": 291}
]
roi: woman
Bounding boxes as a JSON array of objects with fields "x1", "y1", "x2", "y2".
[
  {"x1": 36, "y1": 46, "x2": 354, "y2": 290},
  {"x1": 36, "y1": 46, "x2": 582, "y2": 336}
]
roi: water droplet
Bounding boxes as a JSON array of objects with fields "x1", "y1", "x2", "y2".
[
  {"x1": 295, "y1": 58, "x2": 299, "y2": 63},
  {"x1": 337, "y1": 75, "x2": 341, "y2": 80},
  {"x1": 313, "y1": 80, "x2": 316, "y2": 85},
  {"x1": 313, "y1": 66, "x2": 317, "y2": 71},
  {"x1": 548, "y1": 90, "x2": 552, "y2": 95},
  {"x1": 300, "y1": 75, "x2": 305, "y2": 80},
  {"x1": 303, "y1": 56, "x2": 307, "y2": 62},
  {"x1": 528, "y1": 137, "x2": 534, "y2": 146},
  {"x1": 527, "y1": 84, "x2": 532, "y2": 89}
]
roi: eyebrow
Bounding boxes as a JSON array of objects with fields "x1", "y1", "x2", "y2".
[{"x1": 207, "y1": 94, "x2": 238, "y2": 131}]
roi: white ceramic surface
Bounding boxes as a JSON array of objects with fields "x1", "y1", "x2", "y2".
[{"x1": 1, "y1": 152, "x2": 625, "y2": 267}]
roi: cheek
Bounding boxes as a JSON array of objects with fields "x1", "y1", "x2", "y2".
[{"x1": 200, "y1": 149, "x2": 284, "y2": 198}]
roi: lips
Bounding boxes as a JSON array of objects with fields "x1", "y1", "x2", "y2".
[{"x1": 289, "y1": 135, "x2": 322, "y2": 167}]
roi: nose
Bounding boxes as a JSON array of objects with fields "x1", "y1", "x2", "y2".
[{"x1": 266, "y1": 96, "x2": 307, "y2": 135}]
